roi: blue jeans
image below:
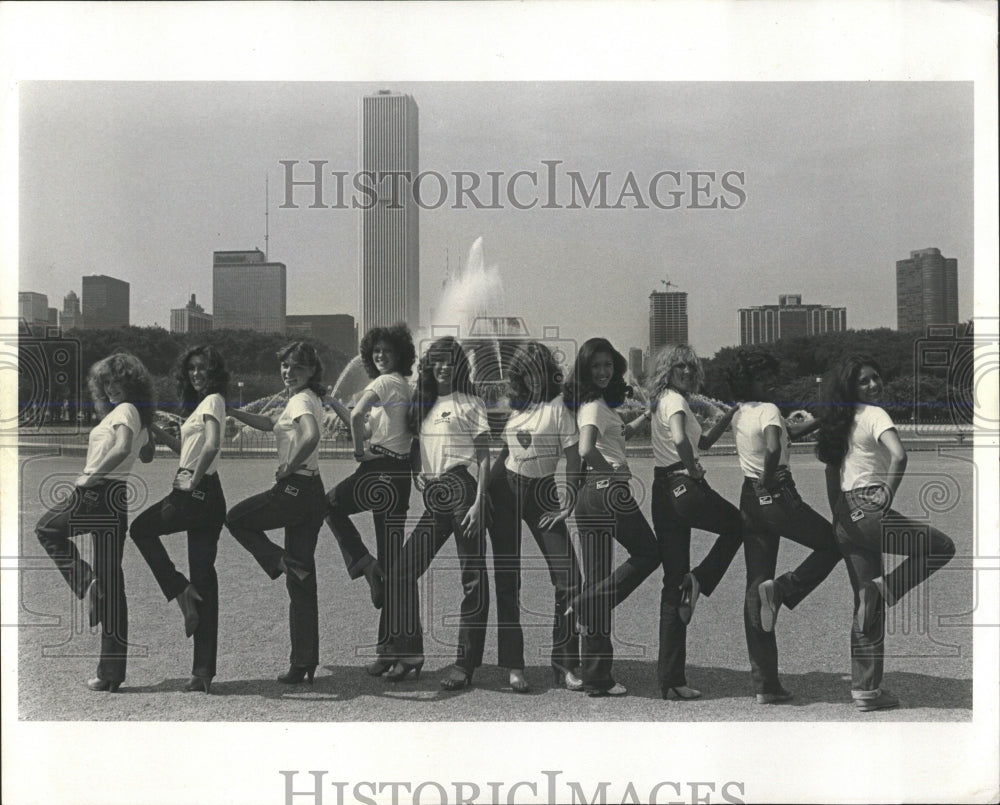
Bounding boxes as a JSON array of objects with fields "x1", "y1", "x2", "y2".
[
  {"x1": 740, "y1": 475, "x2": 842, "y2": 694},
  {"x1": 226, "y1": 474, "x2": 326, "y2": 668},
  {"x1": 570, "y1": 474, "x2": 660, "y2": 692},
  {"x1": 487, "y1": 470, "x2": 582, "y2": 674},
  {"x1": 832, "y1": 490, "x2": 955, "y2": 693}
]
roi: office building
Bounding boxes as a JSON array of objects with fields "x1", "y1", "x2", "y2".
[
  {"x1": 286, "y1": 314, "x2": 358, "y2": 359},
  {"x1": 738, "y1": 294, "x2": 847, "y2": 345},
  {"x1": 18, "y1": 291, "x2": 49, "y2": 335},
  {"x1": 896, "y1": 248, "x2": 959, "y2": 331},
  {"x1": 359, "y1": 90, "x2": 420, "y2": 335},
  {"x1": 212, "y1": 249, "x2": 286, "y2": 333},
  {"x1": 61, "y1": 290, "x2": 81, "y2": 330},
  {"x1": 171, "y1": 294, "x2": 213, "y2": 334},
  {"x1": 628, "y1": 347, "x2": 644, "y2": 381},
  {"x1": 649, "y1": 291, "x2": 688, "y2": 355},
  {"x1": 82, "y1": 274, "x2": 130, "y2": 329}
]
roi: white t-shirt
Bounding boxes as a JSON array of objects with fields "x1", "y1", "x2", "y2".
[
  {"x1": 651, "y1": 389, "x2": 703, "y2": 467},
  {"x1": 274, "y1": 389, "x2": 324, "y2": 472},
  {"x1": 577, "y1": 399, "x2": 627, "y2": 470},
  {"x1": 841, "y1": 404, "x2": 896, "y2": 492},
  {"x1": 732, "y1": 402, "x2": 790, "y2": 479},
  {"x1": 419, "y1": 391, "x2": 490, "y2": 478},
  {"x1": 364, "y1": 372, "x2": 413, "y2": 459},
  {"x1": 503, "y1": 397, "x2": 579, "y2": 478},
  {"x1": 83, "y1": 402, "x2": 147, "y2": 477},
  {"x1": 178, "y1": 393, "x2": 226, "y2": 476}
]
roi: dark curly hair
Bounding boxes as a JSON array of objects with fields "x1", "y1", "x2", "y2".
[
  {"x1": 359, "y1": 323, "x2": 417, "y2": 379},
  {"x1": 507, "y1": 341, "x2": 564, "y2": 408},
  {"x1": 87, "y1": 350, "x2": 156, "y2": 429},
  {"x1": 816, "y1": 353, "x2": 883, "y2": 467},
  {"x1": 174, "y1": 345, "x2": 229, "y2": 415},
  {"x1": 276, "y1": 341, "x2": 325, "y2": 397},
  {"x1": 409, "y1": 335, "x2": 476, "y2": 432},
  {"x1": 562, "y1": 337, "x2": 628, "y2": 412},
  {"x1": 725, "y1": 347, "x2": 780, "y2": 403}
]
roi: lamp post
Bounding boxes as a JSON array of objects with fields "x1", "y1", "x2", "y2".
[{"x1": 238, "y1": 381, "x2": 244, "y2": 408}]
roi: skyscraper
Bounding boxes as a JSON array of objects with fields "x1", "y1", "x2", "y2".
[
  {"x1": 82, "y1": 275, "x2": 130, "y2": 329},
  {"x1": 896, "y1": 248, "x2": 959, "y2": 331},
  {"x1": 61, "y1": 290, "x2": 81, "y2": 330},
  {"x1": 649, "y1": 291, "x2": 688, "y2": 356},
  {"x1": 738, "y1": 294, "x2": 847, "y2": 345},
  {"x1": 18, "y1": 291, "x2": 49, "y2": 335},
  {"x1": 171, "y1": 294, "x2": 213, "y2": 333},
  {"x1": 286, "y1": 314, "x2": 358, "y2": 359},
  {"x1": 212, "y1": 249, "x2": 286, "y2": 333},
  {"x1": 359, "y1": 90, "x2": 419, "y2": 336}
]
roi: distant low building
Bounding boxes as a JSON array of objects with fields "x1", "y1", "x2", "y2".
[
  {"x1": 738, "y1": 294, "x2": 847, "y2": 345},
  {"x1": 286, "y1": 313, "x2": 357, "y2": 359},
  {"x1": 171, "y1": 294, "x2": 213, "y2": 334}
]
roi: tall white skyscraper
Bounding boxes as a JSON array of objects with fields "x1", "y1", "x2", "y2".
[{"x1": 359, "y1": 90, "x2": 419, "y2": 336}]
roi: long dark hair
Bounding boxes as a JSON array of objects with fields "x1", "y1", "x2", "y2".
[
  {"x1": 409, "y1": 336, "x2": 476, "y2": 432},
  {"x1": 816, "y1": 353, "x2": 883, "y2": 466},
  {"x1": 359, "y1": 323, "x2": 417, "y2": 379},
  {"x1": 276, "y1": 341, "x2": 325, "y2": 397},
  {"x1": 87, "y1": 351, "x2": 156, "y2": 429},
  {"x1": 507, "y1": 341, "x2": 564, "y2": 409},
  {"x1": 725, "y1": 347, "x2": 780, "y2": 403},
  {"x1": 174, "y1": 345, "x2": 229, "y2": 415},
  {"x1": 562, "y1": 337, "x2": 628, "y2": 412}
]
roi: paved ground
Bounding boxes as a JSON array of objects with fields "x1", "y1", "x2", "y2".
[{"x1": 15, "y1": 450, "x2": 976, "y2": 722}]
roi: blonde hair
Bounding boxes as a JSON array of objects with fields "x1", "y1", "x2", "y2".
[{"x1": 646, "y1": 344, "x2": 704, "y2": 400}]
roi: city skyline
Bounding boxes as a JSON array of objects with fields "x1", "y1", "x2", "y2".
[{"x1": 18, "y1": 82, "x2": 974, "y2": 356}]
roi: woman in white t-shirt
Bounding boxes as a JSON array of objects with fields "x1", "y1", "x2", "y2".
[
  {"x1": 817, "y1": 354, "x2": 955, "y2": 712},
  {"x1": 324, "y1": 324, "x2": 416, "y2": 676},
  {"x1": 385, "y1": 336, "x2": 492, "y2": 690},
  {"x1": 487, "y1": 341, "x2": 584, "y2": 692},
  {"x1": 727, "y1": 348, "x2": 842, "y2": 705},
  {"x1": 130, "y1": 345, "x2": 230, "y2": 693},
  {"x1": 562, "y1": 338, "x2": 660, "y2": 697},
  {"x1": 226, "y1": 342, "x2": 327, "y2": 685},
  {"x1": 35, "y1": 352, "x2": 155, "y2": 692},
  {"x1": 647, "y1": 344, "x2": 741, "y2": 700}
]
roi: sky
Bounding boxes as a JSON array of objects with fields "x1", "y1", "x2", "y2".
[{"x1": 18, "y1": 81, "x2": 973, "y2": 358}]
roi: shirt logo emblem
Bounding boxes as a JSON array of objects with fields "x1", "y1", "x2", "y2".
[{"x1": 516, "y1": 430, "x2": 532, "y2": 449}]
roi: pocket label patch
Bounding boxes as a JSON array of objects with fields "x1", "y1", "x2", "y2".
[
  {"x1": 83, "y1": 490, "x2": 99, "y2": 502},
  {"x1": 191, "y1": 490, "x2": 206, "y2": 501},
  {"x1": 850, "y1": 508, "x2": 864, "y2": 522},
  {"x1": 758, "y1": 495, "x2": 773, "y2": 506},
  {"x1": 672, "y1": 484, "x2": 687, "y2": 497},
  {"x1": 284, "y1": 486, "x2": 300, "y2": 497},
  {"x1": 596, "y1": 479, "x2": 610, "y2": 490}
]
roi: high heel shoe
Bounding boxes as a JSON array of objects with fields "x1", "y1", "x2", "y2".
[
  {"x1": 176, "y1": 584, "x2": 202, "y2": 638},
  {"x1": 509, "y1": 669, "x2": 530, "y2": 693},
  {"x1": 87, "y1": 677, "x2": 121, "y2": 692},
  {"x1": 278, "y1": 554, "x2": 312, "y2": 582},
  {"x1": 363, "y1": 560, "x2": 385, "y2": 609},
  {"x1": 664, "y1": 685, "x2": 702, "y2": 700},
  {"x1": 678, "y1": 572, "x2": 701, "y2": 626},
  {"x1": 365, "y1": 657, "x2": 397, "y2": 677},
  {"x1": 184, "y1": 675, "x2": 213, "y2": 694},
  {"x1": 385, "y1": 657, "x2": 424, "y2": 681},
  {"x1": 440, "y1": 664, "x2": 473, "y2": 691},
  {"x1": 87, "y1": 579, "x2": 103, "y2": 628},
  {"x1": 552, "y1": 666, "x2": 585, "y2": 691},
  {"x1": 277, "y1": 665, "x2": 316, "y2": 684}
]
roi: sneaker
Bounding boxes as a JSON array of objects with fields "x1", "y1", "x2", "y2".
[
  {"x1": 756, "y1": 688, "x2": 793, "y2": 704},
  {"x1": 563, "y1": 670, "x2": 585, "y2": 692},
  {"x1": 853, "y1": 688, "x2": 900, "y2": 712},
  {"x1": 678, "y1": 573, "x2": 701, "y2": 626},
  {"x1": 587, "y1": 682, "x2": 627, "y2": 697},
  {"x1": 758, "y1": 579, "x2": 782, "y2": 633}
]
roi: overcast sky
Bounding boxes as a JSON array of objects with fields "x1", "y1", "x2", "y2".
[{"x1": 19, "y1": 81, "x2": 973, "y2": 358}]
